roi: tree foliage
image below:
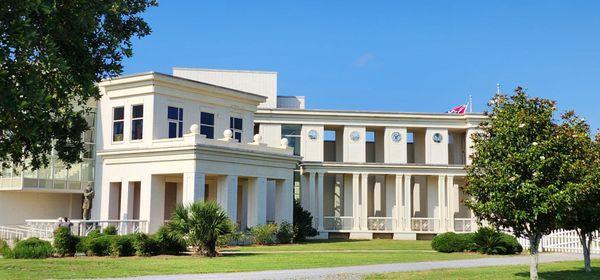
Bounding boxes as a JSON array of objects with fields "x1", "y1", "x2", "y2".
[
  {"x1": 464, "y1": 87, "x2": 589, "y2": 279},
  {"x1": 0, "y1": 0, "x2": 157, "y2": 170}
]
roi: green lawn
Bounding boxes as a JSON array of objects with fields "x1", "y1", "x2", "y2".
[
  {"x1": 0, "y1": 240, "x2": 486, "y2": 280},
  {"x1": 367, "y1": 261, "x2": 600, "y2": 279}
]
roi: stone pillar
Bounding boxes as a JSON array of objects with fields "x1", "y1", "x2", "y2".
[
  {"x1": 360, "y1": 173, "x2": 369, "y2": 230},
  {"x1": 352, "y1": 173, "x2": 360, "y2": 230},
  {"x1": 394, "y1": 174, "x2": 403, "y2": 231},
  {"x1": 182, "y1": 172, "x2": 205, "y2": 204},
  {"x1": 300, "y1": 172, "x2": 309, "y2": 210},
  {"x1": 437, "y1": 175, "x2": 446, "y2": 232},
  {"x1": 403, "y1": 174, "x2": 412, "y2": 231},
  {"x1": 316, "y1": 172, "x2": 325, "y2": 231},
  {"x1": 140, "y1": 175, "x2": 165, "y2": 233},
  {"x1": 99, "y1": 179, "x2": 111, "y2": 220},
  {"x1": 120, "y1": 180, "x2": 134, "y2": 220},
  {"x1": 217, "y1": 175, "x2": 238, "y2": 222},
  {"x1": 446, "y1": 175, "x2": 455, "y2": 232},
  {"x1": 308, "y1": 172, "x2": 316, "y2": 223},
  {"x1": 247, "y1": 177, "x2": 267, "y2": 227},
  {"x1": 275, "y1": 178, "x2": 293, "y2": 224}
]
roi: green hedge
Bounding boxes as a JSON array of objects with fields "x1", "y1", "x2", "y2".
[
  {"x1": 431, "y1": 232, "x2": 475, "y2": 253},
  {"x1": 3, "y1": 237, "x2": 53, "y2": 259},
  {"x1": 250, "y1": 224, "x2": 278, "y2": 245},
  {"x1": 53, "y1": 227, "x2": 80, "y2": 257},
  {"x1": 432, "y1": 228, "x2": 523, "y2": 255}
]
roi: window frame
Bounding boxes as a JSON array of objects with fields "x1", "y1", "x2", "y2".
[
  {"x1": 200, "y1": 111, "x2": 215, "y2": 139},
  {"x1": 112, "y1": 106, "x2": 125, "y2": 143},
  {"x1": 167, "y1": 106, "x2": 184, "y2": 138},
  {"x1": 131, "y1": 104, "x2": 144, "y2": 141},
  {"x1": 229, "y1": 116, "x2": 243, "y2": 142}
]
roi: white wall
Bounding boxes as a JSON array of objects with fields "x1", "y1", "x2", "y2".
[
  {"x1": 425, "y1": 128, "x2": 449, "y2": 164},
  {"x1": 384, "y1": 127, "x2": 408, "y2": 164},
  {"x1": 259, "y1": 123, "x2": 282, "y2": 147},
  {"x1": 343, "y1": 126, "x2": 366, "y2": 163},
  {"x1": 301, "y1": 125, "x2": 324, "y2": 161},
  {"x1": 0, "y1": 192, "x2": 82, "y2": 225}
]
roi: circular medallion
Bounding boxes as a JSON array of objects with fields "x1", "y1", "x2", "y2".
[
  {"x1": 308, "y1": 129, "x2": 318, "y2": 140},
  {"x1": 433, "y1": 133, "x2": 443, "y2": 143},
  {"x1": 391, "y1": 132, "x2": 402, "y2": 143},
  {"x1": 350, "y1": 131, "x2": 360, "y2": 142}
]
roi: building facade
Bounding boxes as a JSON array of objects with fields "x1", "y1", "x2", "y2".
[{"x1": 0, "y1": 67, "x2": 484, "y2": 240}]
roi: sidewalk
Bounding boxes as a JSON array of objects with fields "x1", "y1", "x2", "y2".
[{"x1": 111, "y1": 253, "x2": 591, "y2": 280}]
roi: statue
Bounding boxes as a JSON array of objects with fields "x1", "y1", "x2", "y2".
[{"x1": 82, "y1": 183, "x2": 95, "y2": 220}]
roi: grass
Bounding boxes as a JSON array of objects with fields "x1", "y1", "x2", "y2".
[
  {"x1": 0, "y1": 240, "x2": 486, "y2": 280},
  {"x1": 367, "y1": 261, "x2": 600, "y2": 279}
]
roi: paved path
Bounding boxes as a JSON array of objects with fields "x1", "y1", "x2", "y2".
[{"x1": 111, "y1": 253, "x2": 593, "y2": 280}]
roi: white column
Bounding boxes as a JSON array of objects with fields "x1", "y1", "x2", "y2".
[
  {"x1": 247, "y1": 177, "x2": 267, "y2": 227},
  {"x1": 403, "y1": 175, "x2": 412, "y2": 231},
  {"x1": 446, "y1": 175, "x2": 455, "y2": 232},
  {"x1": 275, "y1": 178, "x2": 294, "y2": 224},
  {"x1": 120, "y1": 180, "x2": 134, "y2": 220},
  {"x1": 182, "y1": 172, "x2": 205, "y2": 204},
  {"x1": 316, "y1": 172, "x2": 325, "y2": 231},
  {"x1": 139, "y1": 175, "x2": 165, "y2": 233},
  {"x1": 394, "y1": 174, "x2": 403, "y2": 231},
  {"x1": 217, "y1": 175, "x2": 238, "y2": 222},
  {"x1": 99, "y1": 179, "x2": 111, "y2": 220},
  {"x1": 352, "y1": 173, "x2": 360, "y2": 230},
  {"x1": 361, "y1": 173, "x2": 369, "y2": 230},
  {"x1": 437, "y1": 175, "x2": 446, "y2": 232},
  {"x1": 300, "y1": 172, "x2": 309, "y2": 210},
  {"x1": 308, "y1": 172, "x2": 316, "y2": 222}
]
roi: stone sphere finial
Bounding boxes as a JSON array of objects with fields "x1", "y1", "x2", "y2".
[
  {"x1": 190, "y1": 124, "x2": 199, "y2": 134},
  {"x1": 253, "y1": 134, "x2": 262, "y2": 143},
  {"x1": 223, "y1": 129, "x2": 233, "y2": 139},
  {"x1": 280, "y1": 138, "x2": 289, "y2": 147}
]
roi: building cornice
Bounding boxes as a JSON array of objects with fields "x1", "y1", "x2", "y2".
[{"x1": 301, "y1": 161, "x2": 468, "y2": 176}]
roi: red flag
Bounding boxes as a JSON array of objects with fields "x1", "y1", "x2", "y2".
[{"x1": 447, "y1": 104, "x2": 467, "y2": 114}]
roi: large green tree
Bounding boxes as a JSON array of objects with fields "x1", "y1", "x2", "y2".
[
  {"x1": 0, "y1": 0, "x2": 157, "y2": 170},
  {"x1": 464, "y1": 88, "x2": 585, "y2": 280}
]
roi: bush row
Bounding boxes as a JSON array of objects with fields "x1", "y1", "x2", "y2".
[{"x1": 432, "y1": 227, "x2": 523, "y2": 255}]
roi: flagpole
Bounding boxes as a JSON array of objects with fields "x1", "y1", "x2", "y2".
[{"x1": 469, "y1": 95, "x2": 473, "y2": 113}]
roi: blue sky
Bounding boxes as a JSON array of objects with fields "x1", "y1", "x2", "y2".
[{"x1": 123, "y1": 1, "x2": 600, "y2": 132}]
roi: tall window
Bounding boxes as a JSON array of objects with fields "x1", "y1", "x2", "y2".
[
  {"x1": 229, "y1": 117, "x2": 243, "y2": 142},
  {"x1": 131, "y1": 105, "x2": 143, "y2": 140},
  {"x1": 168, "y1": 106, "x2": 183, "y2": 138},
  {"x1": 281, "y1": 124, "x2": 301, "y2": 156},
  {"x1": 112, "y1": 107, "x2": 124, "y2": 142},
  {"x1": 200, "y1": 112, "x2": 215, "y2": 139}
]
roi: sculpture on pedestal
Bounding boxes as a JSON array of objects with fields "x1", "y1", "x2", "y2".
[{"x1": 82, "y1": 183, "x2": 95, "y2": 220}]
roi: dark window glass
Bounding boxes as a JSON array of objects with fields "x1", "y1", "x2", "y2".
[
  {"x1": 113, "y1": 107, "x2": 124, "y2": 120},
  {"x1": 168, "y1": 122, "x2": 177, "y2": 139},
  {"x1": 167, "y1": 106, "x2": 178, "y2": 120},
  {"x1": 132, "y1": 119, "x2": 143, "y2": 140},
  {"x1": 178, "y1": 108, "x2": 183, "y2": 121},
  {"x1": 200, "y1": 126, "x2": 214, "y2": 139},
  {"x1": 178, "y1": 122, "x2": 183, "y2": 137},
  {"x1": 234, "y1": 118, "x2": 243, "y2": 130},
  {"x1": 201, "y1": 112, "x2": 214, "y2": 125},
  {"x1": 234, "y1": 132, "x2": 242, "y2": 142},
  {"x1": 113, "y1": 122, "x2": 124, "y2": 142},
  {"x1": 132, "y1": 105, "x2": 143, "y2": 118}
]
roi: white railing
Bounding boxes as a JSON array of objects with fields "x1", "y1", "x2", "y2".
[
  {"x1": 454, "y1": 218, "x2": 475, "y2": 232},
  {"x1": 367, "y1": 217, "x2": 396, "y2": 231},
  {"x1": 503, "y1": 229, "x2": 600, "y2": 254},
  {"x1": 0, "y1": 225, "x2": 53, "y2": 243},
  {"x1": 322, "y1": 216, "x2": 354, "y2": 230},
  {"x1": 25, "y1": 219, "x2": 148, "y2": 237},
  {"x1": 411, "y1": 218, "x2": 440, "y2": 232}
]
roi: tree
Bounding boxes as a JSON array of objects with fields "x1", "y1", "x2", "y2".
[
  {"x1": 167, "y1": 201, "x2": 232, "y2": 257},
  {"x1": 560, "y1": 129, "x2": 600, "y2": 272},
  {"x1": 292, "y1": 200, "x2": 317, "y2": 242},
  {"x1": 464, "y1": 88, "x2": 583, "y2": 280},
  {"x1": 0, "y1": 0, "x2": 157, "y2": 171}
]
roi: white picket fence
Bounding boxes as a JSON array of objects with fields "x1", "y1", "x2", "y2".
[{"x1": 506, "y1": 229, "x2": 600, "y2": 254}]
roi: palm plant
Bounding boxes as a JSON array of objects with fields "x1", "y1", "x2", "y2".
[{"x1": 167, "y1": 201, "x2": 232, "y2": 257}]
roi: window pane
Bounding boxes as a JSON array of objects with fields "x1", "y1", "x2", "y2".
[
  {"x1": 178, "y1": 108, "x2": 183, "y2": 121},
  {"x1": 234, "y1": 132, "x2": 242, "y2": 142},
  {"x1": 200, "y1": 126, "x2": 214, "y2": 139},
  {"x1": 132, "y1": 119, "x2": 143, "y2": 140},
  {"x1": 168, "y1": 122, "x2": 177, "y2": 138},
  {"x1": 113, "y1": 107, "x2": 124, "y2": 120},
  {"x1": 132, "y1": 105, "x2": 143, "y2": 118},
  {"x1": 113, "y1": 121, "x2": 124, "y2": 141},
  {"x1": 230, "y1": 117, "x2": 233, "y2": 128},
  {"x1": 178, "y1": 122, "x2": 183, "y2": 137},
  {"x1": 281, "y1": 124, "x2": 301, "y2": 136},
  {"x1": 201, "y1": 112, "x2": 214, "y2": 125},
  {"x1": 167, "y1": 106, "x2": 178, "y2": 120},
  {"x1": 234, "y1": 118, "x2": 243, "y2": 130}
]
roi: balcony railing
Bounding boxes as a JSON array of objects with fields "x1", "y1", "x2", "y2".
[
  {"x1": 411, "y1": 218, "x2": 440, "y2": 232},
  {"x1": 323, "y1": 216, "x2": 354, "y2": 230},
  {"x1": 25, "y1": 219, "x2": 148, "y2": 236},
  {"x1": 454, "y1": 218, "x2": 475, "y2": 232},
  {"x1": 367, "y1": 217, "x2": 396, "y2": 231}
]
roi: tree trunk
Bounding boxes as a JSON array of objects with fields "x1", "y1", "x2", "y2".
[
  {"x1": 529, "y1": 234, "x2": 542, "y2": 280},
  {"x1": 576, "y1": 229, "x2": 593, "y2": 272}
]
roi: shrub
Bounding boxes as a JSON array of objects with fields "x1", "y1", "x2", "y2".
[
  {"x1": 4, "y1": 238, "x2": 53, "y2": 259},
  {"x1": 154, "y1": 225, "x2": 186, "y2": 255},
  {"x1": 110, "y1": 234, "x2": 136, "y2": 257},
  {"x1": 53, "y1": 227, "x2": 80, "y2": 257},
  {"x1": 293, "y1": 200, "x2": 317, "y2": 242},
  {"x1": 0, "y1": 239, "x2": 8, "y2": 255},
  {"x1": 133, "y1": 233, "x2": 158, "y2": 257},
  {"x1": 473, "y1": 227, "x2": 522, "y2": 255},
  {"x1": 87, "y1": 235, "x2": 115, "y2": 256},
  {"x1": 103, "y1": 225, "x2": 118, "y2": 235},
  {"x1": 219, "y1": 224, "x2": 248, "y2": 247},
  {"x1": 431, "y1": 232, "x2": 475, "y2": 253},
  {"x1": 168, "y1": 201, "x2": 232, "y2": 257},
  {"x1": 276, "y1": 221, "x2": 294, "y2": 244},
  {"x1": 250, "y1": 224, "x2": 278, "y2": 245}
]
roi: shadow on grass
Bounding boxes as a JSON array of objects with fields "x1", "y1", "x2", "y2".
[
  {"x1": 219, "y1": 252, "x2": 261, "y2": 258},
  {"x1": 515, "y1": 269, "x2": 600, "y2": 279}
]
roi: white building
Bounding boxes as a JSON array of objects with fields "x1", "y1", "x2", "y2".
[{"x1": 0, "y1": 67, "x2": 485, "y2": 240}]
